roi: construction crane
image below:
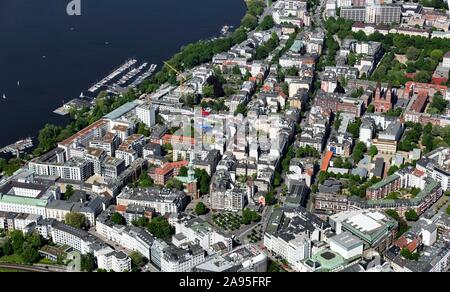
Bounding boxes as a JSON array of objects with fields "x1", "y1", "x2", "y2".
[{"x1": 164, "y1": 61, "x2": 187, "y2": 97}]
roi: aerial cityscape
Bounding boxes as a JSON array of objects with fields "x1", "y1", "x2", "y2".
[{"x1": 1, "y1": 0, "x2": 450, "y2": 275}]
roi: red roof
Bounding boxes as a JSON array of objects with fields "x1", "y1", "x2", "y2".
[
  {"x1": 115, "y1": 205, "x2": 127, "y2": 212},
  {"x1": 413, "y1": 169, "x2": 425, "y2": 177},
  {"x1": 321, "y1": 151, "x2": 333, "y2": 172},
  {"x1": 410, "y1": 92, "x2": 428, "y2": 113},
  {"x1": 162, "y1": 134, "x2": 195, "y2": 146},
  {"x1": 154, "y1": 161, "x2": 188, "y2": 176}
]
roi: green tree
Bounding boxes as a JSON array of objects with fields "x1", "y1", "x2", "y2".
[
  {"x1": 347, "y1": 118, "x2": 362, "y2": 138},
  {"x1": 111, "y1": 213, "x2": 126, "y2": 225},
  {"x1": 64, "y1": 185, "x2": 75, "y2": 200},
  {"x1": 265, "y1": 192, "x2": 277, "y2": 206},
  {"x1": 2, "y1": 159, "x2": 21, "y2": 176},
  {"x1": 234, "y1": 103, "x2": 248, "y2": 116},
  {"x1": 385, "y1": 209, "x2": 409, "y2": 237},
  {"x1": 35, "y1": 124, "x2": 63, "y2": 155},
  {"x1": 333, "y1": 157, "x2": 343, "y2": 168},
  {"x1": 25, "y1": 233, "x2": 42, "y2": 249},
  {"x1": 401, "y1": 248, "x2": 420, "y2": 261},
  {"x1": 10, "y1": 230, "x2": 24, "y2": 254},
  {"x1": 65, "y1": 212, "x2": 86, "y2": 229},
  {"x1": 2, "y1": 240, "x2": 13, "y2": 256},
  {"x1": 428, "y1": 92, "x2": 448, "y2": 114},
  {"x1": 129, "y1": 251, "x2": 145, "y2": 269},
  {"x1": 430, "y1": 49, "x2": 444, "y2": 61},
  {"x1": 242, "y1": 208, "x2": 261, "y2": 225},
  {"x1": 369, "y1": 145, "x2": 378, "y2": 158},
  {"x1": 405, "y1": 209, "x2": 419, "y2": 221},
  {"x1": 388, "y1": 165, "x2": 400, "y2": 176},
  {"x1": 137, "y1": 123, "x2": 150, "y2": 137},
  {"x1": 138, "y1": 172, "x2": 154, "y2": 188},
  {"x1": 352, "y1": 142, "x2": 367, "y2": 163},
  {"x1": 166, "y1": 178, "x2": 183, "y2": 191},
  {"x1": 422, "y1": 133, "x2": 434, "y2": 153},
  {"x1": 202, "y1": 85, "x2": 214, "y2": 97},
  {"x1": 241, "y1": 14, "x2": 258, "y2": 30},
  {"x1": 148, "y1": 217, "x2": 173, "y2": 240},
  {"x1": 415, "y1": 71, "x2": 432, "y2": 83},
  {"x1": 132, "y1": 217, "x2": 149, "y2": 228},
  {"x1": 178, "y1": 166, "x2": 188, "y2": 177},
  {"x1": 195, "y1": 169, "x2": 211, "y2": 196},
  {"x1": 296, "y1": 145, "x2": 320, "y2": 158},
  {"x1": 285, "y1": 66, "x2": 299, "y2": 76},
  {"x1": 406, "y1": 47, "x2": 421, "y2": 61},
  {"x1": 273, "y1": 171, "x2": 281, "y2": 187},
  {"x1": 195, "y1": 202, "x2": 208, "y2": 216},
  {"x1": 21, "y1": 244, "x2": 39, "y2": 264},
  {"x1": 232, "y1": 65, "x2": 242, "y2": 76},
  {"x1": 347, "y1": 53, "x2": 358, "y2": 66},
  {"x1": 258, "y1": 15, "x2": 275, "y2": 30},
  {"x1": 0, "y1": 158, "x2": 6, "y2": 173},
  {"x1": 81, "y1": 253, "x2": 97, "y2": 272}
]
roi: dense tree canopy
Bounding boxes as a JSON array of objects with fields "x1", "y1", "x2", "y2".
[
  {"x1": 195, "y1": 202, "x2": 208, "y2": 216},
  {"x1": 148, "y1": 217, "x2": 174, "y2": 240},
  {"x1": 65, "y1": 212, "x2": 86, "y2": 229},
  {"x1": 111, "y1": 213, "x2": 126, "y2": 225}
]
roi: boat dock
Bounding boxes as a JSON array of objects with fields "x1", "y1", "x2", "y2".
[
  {"x1": 54, "y1": 59, "x2": 157, "y2": 115},
  {"x1": 108, "y1": 63, "x2": 157, "y2": 94},
  {"x1": 0, "y1": 138, "x2": 33, "y2": 157},
  {"x1": 88, "y1": 59, "x2": 138, "y2": 93}
]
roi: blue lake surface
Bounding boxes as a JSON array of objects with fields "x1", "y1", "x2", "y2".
[{"x1": 0, "y1": 0, "x2": 245, "y2": 147}]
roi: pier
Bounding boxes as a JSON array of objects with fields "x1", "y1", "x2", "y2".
[
  {"x1": 0, "y1": 138, "x2": 33, "y2": 158},
  {"x1": 88, "y1": 59, "x2": 138, "y2": 93},
  {"x1": 54, "y1": 60, "x2": 157, "y2": 115}
]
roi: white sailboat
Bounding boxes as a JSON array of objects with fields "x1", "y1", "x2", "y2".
[
  {"x1": 2, "y1": 93, "x2": 6, "y2": 100},
  {"x1": 17, "y1": 80, "x2": 20, "y2": 87}
]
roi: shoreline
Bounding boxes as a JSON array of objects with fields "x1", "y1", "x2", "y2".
[
  {"x1": 0, "y1": 0, "x2": 250, "y2": 163},
  {"x1": 0, "y1": 0, "x2": 247, "y2": 151}
]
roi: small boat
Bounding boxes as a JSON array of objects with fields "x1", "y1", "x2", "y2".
[
  {"x1": 42, "y1": 55, "x2": 46, "y2": 59},
  {"x1": 2, "y1": 94, "x2": 6, "y2": 99},
  {"x1": 17, "y1": 80, "x2": 20, "y2": 87},
  {"x1": 80, "y1": 92, "x2": 84, "y2": 98}
]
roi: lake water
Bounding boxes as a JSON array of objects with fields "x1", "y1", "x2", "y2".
[{"x1": 0, "y1": 0, "x2": 245, "y2": 148}]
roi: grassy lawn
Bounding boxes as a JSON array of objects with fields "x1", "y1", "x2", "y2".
[
  {"x1": 0, "y1": 254, "x2": 25, "y2": 265},
  {"x1": 0, "y1": 268, "x2": 24, "y2": 272},
  {"x1": 38, "y1": 258, "x2": 57, "y2": 265}
]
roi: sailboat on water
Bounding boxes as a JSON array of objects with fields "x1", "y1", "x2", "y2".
[
  {"x1": 17, "y1": 80, "x2": 20, "y2": 87},
  {"x1": 2, "y1": 93, "x2": 6, "y2": 100}
]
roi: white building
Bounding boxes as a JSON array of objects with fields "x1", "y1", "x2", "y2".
[
  {"x1": 174, "y1": 217, "x2": 232, "y2": 254},
  {"x1": 29, "y1": 157, "x2": 93, "y2": 182},
  {"x1": 443, "y1": 52, "x2": 450, "y2": 68},
  {"x1": 192, "y1": 244, "x2": 267, "y2": 272},
  {"x1": 96, "y1": 212, "x2": 154, "y2": 260},
  {"x1": 264, "y1": 208, "x2": 331, "y2": 271},
  {"x1": 136, "y1": 104, "x2": 156, "y2": 128},
  {"x1": 95, "y1": 248, "x2": 131, "y2": 272},
  {"x1": 37, "y1": 219, "x2": 96, "y2": 255},
  {"x1": 329, "y1": 232, "x2": 364, "y2": 260},
  {"x1": 116, "y1": 187, "x2": 188, "y2": 215},
  {"x1": 160, "y1": 244, "x2": 205, "y2": 272},
  {"x1": 416, "y1": 147, "x2": 450, "y2": 191},
  {"x1": 0, "y1": 181, "x2": 59, "y2": 217}
]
